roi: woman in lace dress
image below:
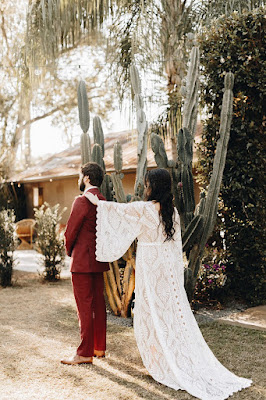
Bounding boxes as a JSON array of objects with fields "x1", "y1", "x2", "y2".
[{"x1": 85, "y1": 168, "x2": 252, "y2": 400}]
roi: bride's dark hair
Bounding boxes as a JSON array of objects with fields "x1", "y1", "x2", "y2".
[{"x1": 144, "y1": 168, "x2": 175, "y2": 241}]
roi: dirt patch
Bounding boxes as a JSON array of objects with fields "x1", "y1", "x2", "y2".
[{"x1": 0, "y1": 271, "x2": 265, "y2": 400}]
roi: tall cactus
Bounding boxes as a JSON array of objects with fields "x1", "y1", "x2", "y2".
[
  {"x1": 182, "y1": 46, "x2": 200, "y2": 136},
  {"x1": 106, "y1": 64, "x2": 149, "y2": 316},
  {"x1": 130, "y1": 64, "x2": 148, "y2": 199},
  {"x1": 91, "y1": 117, "x2": 113, "y2": 201},
  {"x1": 78, "y1": 80, "x2": 91, "y2": 164},
  {"x1": 151, "y1": 63, "x2": 234, "y2": 301},
  {"x1": 78, "y1": 81, "x2": 113, "y2": 201},
  {"x1": 151, "y1": 46, "x2": 235, "y2": 300},
  {"x1": 184, "y1": 72, "x2": 234, "y2": 299}
]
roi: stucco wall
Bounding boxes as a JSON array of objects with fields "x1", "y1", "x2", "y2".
[{"x1": 24, "y1": 177, "x2": 80, "y2": 225}]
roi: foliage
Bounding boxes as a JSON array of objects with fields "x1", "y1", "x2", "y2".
[
  {"x1": 34, "y1": 203, "x2": 66, "y2": 281},
  {"x1": 197, "y1": 7, "x2": 266, "y2": 305},
  {"x1": 0, "y1": 1, "x2": 116, "y2": 179},
  {"x1": 0, "y1": 209, "x2": 17, "y2": 287}
]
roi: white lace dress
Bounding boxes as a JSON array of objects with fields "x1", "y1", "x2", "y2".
[{"x1": 95, "y1": 200, "x2": 252, "y2": 400}]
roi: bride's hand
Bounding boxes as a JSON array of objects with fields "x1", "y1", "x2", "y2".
[{"x1": 85, "y1": 192, "x2": 99, "y2": 205}]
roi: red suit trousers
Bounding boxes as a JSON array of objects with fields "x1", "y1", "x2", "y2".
[{"x1": 71, "y1": 272, "x2": 106, "y2": 357}]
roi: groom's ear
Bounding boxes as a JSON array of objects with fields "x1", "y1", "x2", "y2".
[{"x1": 84, "y1": 175, "x2": 90, "y2": 184}]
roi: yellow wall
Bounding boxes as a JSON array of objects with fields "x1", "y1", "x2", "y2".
[{"x1": 24, "y1": 177, "x2": 80, "y2": 225}]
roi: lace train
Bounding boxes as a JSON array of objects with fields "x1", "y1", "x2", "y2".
[{"x1": 95, "y1": 201, "x2": 252, "y2": 400}]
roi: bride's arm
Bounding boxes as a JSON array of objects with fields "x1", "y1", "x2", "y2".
[{"x1": 85, "y1": 192, "x2": 100, "y2": 205}]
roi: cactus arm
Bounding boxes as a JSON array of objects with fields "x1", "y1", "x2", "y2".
[
  {"x1": 111, "y1": 173, "x2": 127, "y2": 203},
  {"x1": 177, "y1": 127, "x2": 195, "y2": 225},
  {"x1": 182, "y1": 46, "x2": 200, "y2": 134},
  {"x1": 92, "y1": 143, "x2": 105, "y2": 170},
  {"x1": 130, "y1": 64, "x2": 148, "y2": 199},
  {"x1": 175, "y1": 46, "x2": 200, "y2": 225},
  {"x1": 151, "y1": 132, "x2": 169, "y2": 168},
  {"x1": 135, "y1": 122, "x2": 148, "y2": 198},
  {"x1": 111, "y1": 140, "x2": 127, "y2": 203},
  {"x1": 130, "y1": 64, "x2": 141, "y2": 95},
  {"x1": 80, "y1": 132, "x2": 91, "y2": 165},
  {"x1": 199, "y1": 72, "x2": 234, "y2": 250},
  {"x1": 113, "y1": 141, "x2": 123, "y2": 172},
  {"x1": 93, "y1": 116, "x2": 105, "y2": 156},
  {"x1": 184, "y1": 72, "x2": 234, "y2": 299},
  {"x1": 78, "y1": 80, "x2": 90, "y2": 133},
  {"x1": 78, "y1": 80, "x2": 91, "y2": 163},
  {"x1": 182, "y1": 214, "x2": 204, "y2": 253}
]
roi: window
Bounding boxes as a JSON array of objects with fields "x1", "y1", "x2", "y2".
[{"x1": 33, "y1": 187, "x2": 43, "y2": 207}]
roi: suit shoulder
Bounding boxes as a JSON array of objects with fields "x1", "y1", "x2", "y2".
[{"x1": 73, "y1": 195, "x2": 89, "y2": 205}]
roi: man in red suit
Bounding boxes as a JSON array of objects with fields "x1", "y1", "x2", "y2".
[{"x1": 61, "y1": 162, "x2": 109, "y2": 365}]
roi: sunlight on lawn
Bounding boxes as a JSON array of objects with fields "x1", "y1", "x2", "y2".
[{"x1": 0, "y1": 272, "x2": 265, "y2": 400}]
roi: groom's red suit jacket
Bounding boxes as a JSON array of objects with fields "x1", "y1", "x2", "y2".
[{"x1": 64, "y1": 187, "x2": 109, "y2": 273}]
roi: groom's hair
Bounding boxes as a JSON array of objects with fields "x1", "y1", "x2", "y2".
[{"x1": 81, "y1": 162, "x2": 104, "y2": 187}]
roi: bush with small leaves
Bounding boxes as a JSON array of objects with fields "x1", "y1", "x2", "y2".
[
  {"x1": 34, "y1": 203, "x2": 66, "y2": 281},
  {"x1": 197, "y1": 7, "x2": 266, "y2": 305}
]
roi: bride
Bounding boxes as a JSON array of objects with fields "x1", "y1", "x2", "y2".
[{"x1": 85, "y1": 168, "x2": 252, "y2": 400}]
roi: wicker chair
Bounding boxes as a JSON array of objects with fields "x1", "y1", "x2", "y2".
[{"x1": 15, "y1": 219, "x2": 36, "y2": 250}]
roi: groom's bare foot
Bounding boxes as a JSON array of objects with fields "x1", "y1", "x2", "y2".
[
  {"x1": 61, "y1": 355, "x2": 93, "y2": 365},
  {"x1": 94, "y1": 350, "x2": 105, "y2": 358}
]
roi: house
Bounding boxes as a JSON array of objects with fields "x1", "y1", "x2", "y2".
[{"x1": 9, "y1": 129, "x2": 201, "y2": 225}]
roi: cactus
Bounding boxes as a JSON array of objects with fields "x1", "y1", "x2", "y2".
[
  {"x1": 182, "y1": 46, "x2": 200, "y2": 136},
  {"x1": 78, "y1": 80, "x2": 91, "y2": 164},
  {"x1": 130, "y1": 64, "x2": 148, "y2": 198},
  {"x1": 151, "y1": 46, "x2": 235, "y2": 301},
  {"x1": 92, "y1": 143, "x2": 105, "y2": 170},
  {"x1": 150, "y1": 132, "x2": 169, "y2": 168},
  {"x1": 111, "y1": 141, "x2": 127, "y2": 203},
  {"x1": 93, "y1": 116, "x2": 105, "y2": 156},
  {"x1": 106, "y1": 64, "x2": 149, "y2": 315},
  {"x1": 184, "y1": 73, "x2": 234, "y2": 299}
]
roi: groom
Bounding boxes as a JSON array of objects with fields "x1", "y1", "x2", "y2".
[{"x1": 61, "y1": 162, "x2": 109, "y2": 365}]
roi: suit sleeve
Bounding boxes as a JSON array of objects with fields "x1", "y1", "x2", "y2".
[{"x1": 64, "y1": 197, "x2": 88, "y2": 257}]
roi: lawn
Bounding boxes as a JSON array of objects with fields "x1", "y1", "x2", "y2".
[{"x1": 0, "y1": 271, "x2": 265, "y2": 400}]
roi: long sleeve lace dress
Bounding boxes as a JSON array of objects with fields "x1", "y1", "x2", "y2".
[{"x1": 95, "y1": 200, "x2": 252, "y2": 400}]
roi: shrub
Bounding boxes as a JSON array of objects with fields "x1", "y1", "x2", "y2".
[
  {"x1": 197, "y1": 7, "x2": 266, "y2": 305},
  {"x1": 0, "y1": 209, "x2": 17, "y2": 287},
  {"x1": 34, "y1": 202, "x2": 66, "y2": 281}
]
